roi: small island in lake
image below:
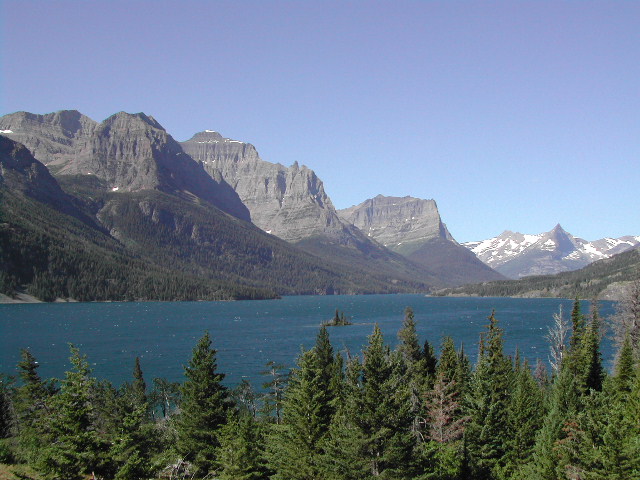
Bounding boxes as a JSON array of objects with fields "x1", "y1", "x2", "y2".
[{"x1": 323, "y1": 309, "x2": 353, "y2": 326}]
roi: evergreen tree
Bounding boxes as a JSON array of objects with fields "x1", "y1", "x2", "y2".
[
  {"x1": 38, "y1": 345, "x2": 107, "y2": 480},
  {"x1": 260, "y1": 360, "x2": 287, "y2": 423},
  {"x1": 267, "y1": 327, "x2": 341, "y2": 479},
  {"x1": 131, "y1": 356, "x2": 147, "y2": 406},
  {"x1": 0, "y1": 374, "x2": 14, "y2": 440},
  {"x1": 358, "y1": 324, "x2": 415, "y2": 477},
  {"x1": 526, "y1": 364, "x2": 581, "y2": 479},
  {"x1": 109, "y1": 402, "x2": 154, "y2": 480},
  {"x1": 566, "y1": 298, "x2": 586, "y2": 376},
  {"x1": 217, "y1": 412, "x2": 269, "y2": 480},
  {"x1": 613, "y1": 333, "x2": 636, "y2": 396},
  {"x1": 503, "y1": 361, "x2": 545, "y2": 478},
  {"x1": 579, "y1": 303, "x2": 605, "y2": 393},
  {"x1": 398, "y1": 306, "x2": 422, "y2": 365},
  {"x1": 175, "y1": 331, "x2": 228, "y2": 477},
  {"x1": 14, "y1": 349, "x2": 52, "y2": 463},
  {"x1": 465, "y1": 311, "x2": 514, "y2": 479}
]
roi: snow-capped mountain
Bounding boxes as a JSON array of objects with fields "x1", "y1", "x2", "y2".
[{"x1": 464, "y1": 224, "x2": 640, "y2": 279}]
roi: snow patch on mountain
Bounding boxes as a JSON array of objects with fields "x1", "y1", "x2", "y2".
[{"x1": 463, "y1": 225, "x2": 640, "y2": 279}]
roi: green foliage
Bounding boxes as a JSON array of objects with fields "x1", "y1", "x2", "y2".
[
  {"x1": 175, "y1": 332, "x2": 228, "y2": 476},
  {"x1": 437, "y1": 248, "x2": 640, "y2": 299},
  {"x1": 38, "y1": 345, "x2": 107, "y2": 480},
  {"x1": 216, "y1": 413, "x2": 270, "y2": 480},
  {"x1": 1, "y1": 306, "x2": 639, "y2": 480},
  {"x1": 465, "y1": 311, "x2": 514, "y2": 479}
]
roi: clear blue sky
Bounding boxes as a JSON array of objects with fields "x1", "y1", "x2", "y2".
[{"x1": 2, "y1": 1, "x2": 638, "y2": 243}]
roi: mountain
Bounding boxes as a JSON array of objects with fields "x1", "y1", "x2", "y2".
[
  {"x1": 436, "y1": 245, "x2": 640, "y2": 300},
  {"x1": 0, "y1": 111, "x2": 435, "y2": 301},
  {"x1": 0, "y1": 134, "x2": 274, "y2": 302},
  {"x1": 464, "y1": 224, "x2": 640, "y2": 279},
  {"x1": 338, "y1": 195, "x2": 505, "y2": 285},
  {"x1": 1, "y1": 111, "x2": 251, "y2": 221},
  {"x1": 181, "y1": 131, "x2": 444, "y2": 287}
]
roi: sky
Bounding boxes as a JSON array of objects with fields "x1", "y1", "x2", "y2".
[{"x1": 1, "y1": 1, "x2": 639, "y2": 243}]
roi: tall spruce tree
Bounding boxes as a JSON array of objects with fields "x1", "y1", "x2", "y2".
[
  {"x1": 14, "y1": 349, "x2": 52, "y2": 463},
  {"x1": 217, "y1": 412, "x2": 270, "y2": 480},
  {"x1": 267, "y1": 326, "x2": 341, "y2": 479},
  {"x1": 39, "y1": 345, "x2": 106, "y2": 480},
  {"x1": 465, "y1": 311, "x2": 514, "y2": 479},
  {"x1": 358, "y1": 324, "x2": 415, "y2": 477},
  {"x1": 175, "y1": 331, "x2": 228, "y2": 477}
]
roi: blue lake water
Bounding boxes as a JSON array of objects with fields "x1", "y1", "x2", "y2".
[{"x1": 0, "y1": 295, "x2": 616, "y2": 388}]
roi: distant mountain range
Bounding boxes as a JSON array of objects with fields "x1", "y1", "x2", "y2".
[
  {"x1": 2, "y1": 109, "x2": 636, "y2": 303},
  {"x1": 464, "y1": 224, "x2": 640, "y2": 279},
  {"x1": 0, "y1": 109, "x2": 504, "y2": 302}
]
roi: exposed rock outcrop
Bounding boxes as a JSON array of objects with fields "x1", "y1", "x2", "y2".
[
  {"x1": 181, "y1": 131, "x2": 344, "y2": 242},
  {"x1": 338, "y1": 195, "x2": 505, "y2": 285},
  {"x1": 0, "y1": 111, "x2": 250, "y2": 221}
]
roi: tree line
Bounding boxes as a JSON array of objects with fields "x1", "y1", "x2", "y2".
[{"x1": 1, "y1": 295, "x2": 639, "y2": 479}]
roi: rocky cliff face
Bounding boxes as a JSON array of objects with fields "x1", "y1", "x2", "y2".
[
  {"x1": 338, "y1": 195, "x2": 454, "y2": 255},
  {"x1": 338, "y1": 195, "x2": 505, "y2": 285},
  {"x1": 182, "y1": 131, "x2": 346, "y2": 242},
  {"x1": 0, "y1": 134, "x2": 85, "y2": 219},
  {"x1": 464, "y1": 224, "x2": 640, "y2": 279},
  {"x1": 0, "y1": 110, "x2": 97, "y2": 170},
  {"x1": 0, "y1": 111, "x2": 250, "y2": 221}
]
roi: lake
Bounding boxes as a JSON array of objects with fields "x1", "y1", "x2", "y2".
[{"x1": 0, "y1": 295, "x2": 616, "y2": 388}]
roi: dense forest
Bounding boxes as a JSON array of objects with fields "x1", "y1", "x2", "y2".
[
  {"x1": 435, "y1": 248, "x2": 640, "y2": 300},
  {"x1": 1, "y1": 290, "x2": 639, "y2": 479}
]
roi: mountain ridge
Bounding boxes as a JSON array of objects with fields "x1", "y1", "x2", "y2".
[{"x1": 464, "y1": 224, "x2": 640, "y2": 279}]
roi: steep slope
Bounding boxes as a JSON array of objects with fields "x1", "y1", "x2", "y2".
[
  {"x1": 338, "y1": 195, "x2": 505, "y2": 285},
  {"x1": 437, "y1": 246, "x2": 640, "y2": 301},
  {"x1": 0, "y1": 110, "x2": 97, "y2": 170},
  {"x1": 0, "y1": 134, "x2": 273, "y2": 301},
  {"x1": 182, "y1": 131, "x2": 350, "y2": 242},
  {"x1": 1, "y1": 111, "x2": 250, "y2": 221},
  {"x1": 465, "y1": 224, "x2": 640, "y2": 279},
  {"x1": 181, "y1": 131, "x2": 443, "y2": 287},
  {"x1": 1, "y1": 113, "x2": 434, "y2": 300}
]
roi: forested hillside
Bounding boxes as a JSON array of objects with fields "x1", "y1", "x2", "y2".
[
  {"x1": 437, "y1": 246, "x2": 640, "y2": 300},
  {"x1": 0, "y1": 134, "x2": 432, "y2": 302},
  {"x1": 1, "y1": 297, "x2": 639, "y2": 479}
]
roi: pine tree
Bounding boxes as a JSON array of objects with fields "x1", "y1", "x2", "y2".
[
  {"x1": 503, "y1": 361, "x2": 545, "y2": 478},
  {"x1": 465, "y1": 311, "x2": 514, "y2": 479},
  {"x1": 14, "y1": 349, "x2": 53, "y2": 463},
  {"x1": 131, "y1": 356, "x2": 147, "y2": 406},
  {"x1": 175, "y1": 331, "x2": 228, "y2": 476},
  {"x1": 579, "y1": 303, "x2": 605, "y2": 394},
  {"x1": 358, "y1": 324, "x2": 415, "y2": 477},
  {"x1": 526, "y1": 364, "x2": 581, "y2": 479},
  {"x1": 38, "y1": 345, "x2": 106, "y2": 480},
  {"x1": 217, "y1": 413, "x2": 269, "y2": 480},
  {"x1": 267, "y1": 327, "x2": 341, "y2": 479}
]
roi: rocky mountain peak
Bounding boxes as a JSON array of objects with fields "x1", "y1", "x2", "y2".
[
  {"x1": 0, "y1": 135, "x2": 84, "y2": 219},
  {"x1": 181, "y1": 131, "x2": 343, "y2": 242},
  {"x1": 338, "y1": 195, "x2": 453, "y2": 254},
  {"x1": 464, "y1": 225, "x2": 640, "y2": 279},
  {"x1": 0, "y1": 110, "x2": 250, "y2": 221}
]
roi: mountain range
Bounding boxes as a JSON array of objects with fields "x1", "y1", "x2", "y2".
[
  {"x1": 0, "y1": 109, "x2": 504, "y2": 302},
  {"x1": 2, "y1": 109, "x2": 636, "y2": 302},
  {"x1": 464, "y1": 224, "x2": 640, "y2": 279}
]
